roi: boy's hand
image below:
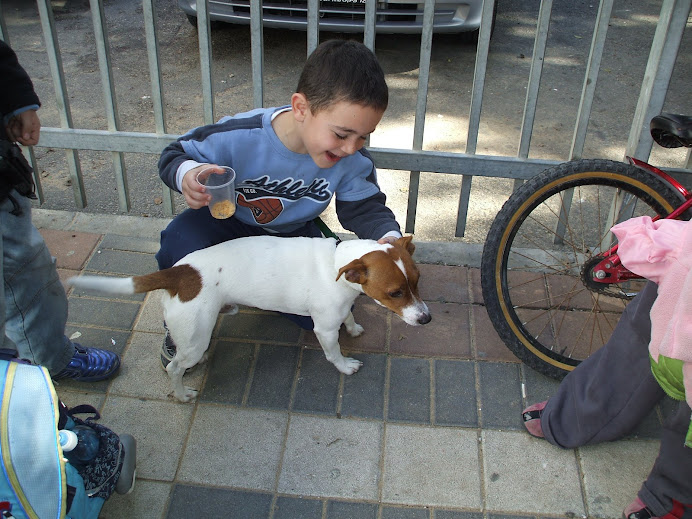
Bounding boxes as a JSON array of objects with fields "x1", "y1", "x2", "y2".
[
  {"x1": 6, "y1": 110, "x2": 41, "y2": 146},
  {"x1": 181, "y1": 164, "x2": 218, "y2": 209},
  {"x1": 378, "y1": 235, "x2": 400, "y2": 245}
]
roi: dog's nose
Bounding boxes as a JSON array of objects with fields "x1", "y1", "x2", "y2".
[{"x1": 418, "y1": 313, "x2": 432, "y2": 325}]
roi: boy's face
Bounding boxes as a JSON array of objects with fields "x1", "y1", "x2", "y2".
[{"x1": 293, "y1": 96, "x2": 384, "y2": 169}]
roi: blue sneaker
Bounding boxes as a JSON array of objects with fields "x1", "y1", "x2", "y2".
[{"x1": 53, "y1": 343, "x2": 120, "y2": 382}]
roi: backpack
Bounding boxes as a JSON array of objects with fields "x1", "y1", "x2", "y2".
[{"x1": 0, "y1": 354, "x2": 135, "y2": 518}]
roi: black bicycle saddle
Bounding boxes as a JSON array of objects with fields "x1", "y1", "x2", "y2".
[{"x1": 650, "y1": 113, "x2": 692, "y2": 148}]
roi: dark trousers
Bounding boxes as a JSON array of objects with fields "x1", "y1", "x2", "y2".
[{"x1": 541, "y1": 282, "x2": 692, "y2": 516}]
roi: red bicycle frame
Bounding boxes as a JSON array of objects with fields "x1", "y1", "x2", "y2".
[{"x1": 591, "y1": 156, "x2": 692, "y2": 283}]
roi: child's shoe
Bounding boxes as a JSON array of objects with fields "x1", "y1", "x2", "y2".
[
  {"x1": 623, "y1": 497, "x2": 686, "y2": 519},
  {"x1": 160, "y1": 326, "x2": 176, "y2": 370},
  {"x1": 521, "y1": 400, "x2": 547, "y2": 438},
  {"x1": 54, "y1": 344, "x2": 120, "y2": 382}
]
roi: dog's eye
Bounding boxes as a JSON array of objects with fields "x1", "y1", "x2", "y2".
[{"x1": 389, "y1": 290, "x2": 404, "y2": 298}]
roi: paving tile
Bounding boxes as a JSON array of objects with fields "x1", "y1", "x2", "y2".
[
  {"x1": 436, "y1": 512, "x2": 484, "y2": 519},
  {"x1": 101, "y1": 479, "x2": 171, "y2": 519},
  {"x1": 520, "y1": 364, "x2": 561, "y2": 407},
  {"x1": 482, "y1": 430, "x2": 585, "y2": 516},
  {"x1": 293, "y1": 348, "x2": 340, "y2": 414},
  {"x1": 165, "y1": 485, "x2": 272, "y2": 519},
  {"x1": 579, "y1": 440, "x2": 660, "y2": 519},
  {"x1": 273, "y1": 496, "x2": 324, "y2": 519},
  {"x1": 247, "y1": 344, "x2": 299, "y2": 409},
  {"x1": 85, "y1": 248, "x2": 158, "y2": 276},
  {"x1": 200, "y1": 340, "x2": 253, "y2": 404},
  {"x1": 278, "y1": 415, "x2": 382, "y2": 500},
  {"x1": 133, "y1": 292, "x2": 165, "y2": 333},
  {"x1": 218, "y1": 312, "x2": 302, "y2": 343},
  {"x1": 434, "y1": 360, "x2": 478, "y2": 427},
  {"x1": 468, "y1": 268, "x2": 484, "y2": 305},
  {"x1": 486, "y1": 514, "x2": 535, "y2": 519},
  {"x1": 99, "y1": 233, "x2": 160, "y2": 254},
  {"x1": 472, "y1": 305, "x2": 520, "y2": 363},
  {"x1": 327, "y1": 500, "x2": 378, "y2": 519},
  {"x1": 40, "y1": 228, "x2": 101, "y2": 270},
  {"x1": 179, "y1": 406, "x2": 288, "y2": 490},
  {"x1": 341, "y1": 353, "x2": 386, "y2": 420},
  {"x1": 478, "y1": 362, "x2": 523, "y2": 429},
  {"x1": 388, "y1": 358, "x2": 430, "y2": 423},
  {"x1": 382, "y1": 424, "x2": 481, "y2": 508},
  {"x1": 417, "y1": 263, "x2": 469, "y2": 304},
  {"x1": 67, "y1": 296, "x2": 141, "y2": 330},
  {"x1": 99, "y1": 395, "x2": 195, "y2": 481},
  {"x1": 107, "y1": 331, "x2": 206, "y2": 401},
  {"x1": 381, "y1": 505, "x2": 430, "y2": 519},
  {"x1": 390, "y1": 302, "x2": 471, "y2": 358}
]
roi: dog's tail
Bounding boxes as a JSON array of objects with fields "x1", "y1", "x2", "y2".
[
  {"x1": 68, "y1": 265, "x2": 202, "y2": 300},
  {"x1": 68, "y1": 275, "x2": 137, "y2": 294}
]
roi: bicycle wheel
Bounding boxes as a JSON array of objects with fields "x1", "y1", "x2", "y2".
[{"x1": 481, "y1": 159, "x2": 686, "y2": 380}]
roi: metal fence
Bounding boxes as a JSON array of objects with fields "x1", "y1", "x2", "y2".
[{"x1": 1, "y1": 0, "x2": 691, "y2": 238}]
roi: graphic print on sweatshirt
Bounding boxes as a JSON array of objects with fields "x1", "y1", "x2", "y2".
[{"x1": 235, "y1": 175, "x2": 332, "y2": 225}]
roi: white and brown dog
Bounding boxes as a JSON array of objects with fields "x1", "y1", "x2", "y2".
[{"x1": 68, "y1": 235, "x2": 431, "y2": 402}]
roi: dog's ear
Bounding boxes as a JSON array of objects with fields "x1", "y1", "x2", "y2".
[
  {"x1": 336, "y1": 259, "x2": 368, "y2": 284},
  {"x1": 397, "y1": 235, "x2": 415, "y2": 256}
]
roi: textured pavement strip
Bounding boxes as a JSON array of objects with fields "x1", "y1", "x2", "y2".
[{"x1": 34, "y1": 209, "x2": 665, "y2": 519}]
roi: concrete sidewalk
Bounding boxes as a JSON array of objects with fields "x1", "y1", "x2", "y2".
[{"x1": 34, "y1": 208, "x2": 666, "y2": 519}]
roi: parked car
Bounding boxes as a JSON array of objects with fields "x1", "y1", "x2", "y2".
[{"x1": 178, "y1": 0, "x2": 497, "y2": 40}]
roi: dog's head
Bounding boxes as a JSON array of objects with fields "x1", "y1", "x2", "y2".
[{"x1": 336, "y1": 236, "x2": 431, "y2": 326}]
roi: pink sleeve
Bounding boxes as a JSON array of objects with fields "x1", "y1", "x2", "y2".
[{"x1": 610, "y1": 216, "x2": 685, "y2": 283}]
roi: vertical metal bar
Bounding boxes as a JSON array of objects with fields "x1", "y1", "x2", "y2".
[
  {"x1": 364, "y1": 0, "x2": 376, "y2": 51},
  {"x1": 516, "y1": 0, "x2": 552, "y2": 163},
  {"x1": 142, "y1": 0, "x2": 174, "y2": 215},
  {"x1": 569, "y1": 0, "x2": 613, "y2": 160},
  {"x1": 0, "y1": 1, "x2": 8, "y2": 40},
  {"x1": 555, "y1": 0, "x2": 613, "y2": 243},
  {"x1": 454, "y1": 0, "x2": 495, "y2": 237},
  {"x1": 89, "y1": 0, "x2": 130, "y2": 212},
  {"x1": 196, "y1": 0, "x2": 215, "y2": 124},
  {"x1": 404, "y1": 0, "x2": 434, "y2": 234},
  {"x1": 36, "y1": 0, "x2": 87, "y2": 208},
  {"x1": 625, "y1": 0, "x2": 691, "y2": 161},
  {"x1": 250, "y1": 0, "x2": 264, "y2": 108},
  {"x1": 307, "y1": 0, "x2": 319, "y2": 56}
]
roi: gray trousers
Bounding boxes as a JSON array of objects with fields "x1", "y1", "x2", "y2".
[{"x1": 541, "y1": 282, "x2": 692, "y2": 517}]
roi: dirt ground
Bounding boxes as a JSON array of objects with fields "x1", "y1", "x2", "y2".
[{"x1": 2, "y1": 0, "x2": 690, "y2": 243}]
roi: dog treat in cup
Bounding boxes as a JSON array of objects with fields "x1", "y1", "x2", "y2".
[{"x1": 196, "y1": 166, "x2": 236, "y2": 219}]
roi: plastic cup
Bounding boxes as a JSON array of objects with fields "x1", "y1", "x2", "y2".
[{"x1": 196, "y1": 166, "x2": 236, "y2": 219}]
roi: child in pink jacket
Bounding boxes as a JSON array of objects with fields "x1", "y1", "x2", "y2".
[{"x1": 521, "y1": 216, "x2": 692, "y2": 519}]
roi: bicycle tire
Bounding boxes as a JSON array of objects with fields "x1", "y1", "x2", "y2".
[{"x1": 481, "y1": 159, "x2": 687, "y2": 380}]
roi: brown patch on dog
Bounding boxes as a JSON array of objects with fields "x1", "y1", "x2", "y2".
[{"x1": 131, "y1": 264, "x2": 203, "y2": 302}]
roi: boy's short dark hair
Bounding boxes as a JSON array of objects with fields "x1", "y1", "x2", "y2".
[{"x1": 296, "y1": 39, "x2": 388, "y2": 114}]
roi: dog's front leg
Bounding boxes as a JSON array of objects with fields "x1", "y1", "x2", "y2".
[
  {"x1": 166, "y1": 358, "x2": 199, "y2": 403},
  {"x1": 313, "y1": 327, "x2": 363, "y2": 375},
  {"x1": 342, "y1": 311, "x2": 364, "y2": 337}
]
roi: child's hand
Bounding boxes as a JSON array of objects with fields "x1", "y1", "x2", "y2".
[
  {"x1": 378, "y1": 236, "x2": 399, "y2": 245},
  {"x1": 181, "y1": 165, "x2": 217, "y2": 209}
]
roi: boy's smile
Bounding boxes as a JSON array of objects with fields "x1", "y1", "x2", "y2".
[{"x1": 278, "y1": 96, "x2": 384, "y2": 169}]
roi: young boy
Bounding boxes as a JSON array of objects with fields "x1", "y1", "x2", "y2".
[{"x1": 156, "y1": 39, "x2": 401, "y2": 366}]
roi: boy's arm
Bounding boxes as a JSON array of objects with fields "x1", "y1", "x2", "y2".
[
  {"x1": 336, "y1": 192, "x2": 402, "y2": 241},
  {"x1": 158, "y1": 140, "x2": 192, "y2": 192}
]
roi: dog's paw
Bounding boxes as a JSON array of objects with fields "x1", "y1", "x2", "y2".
[
  {"x1": 170, "y1": 387, "x2": 198, "y2": 403},
  {"x1": 346, "y1": 323, "x2": 364, "y2": 337},
  {"x1": 336, "y1": 357, "x2": 363, "y2": 375}
]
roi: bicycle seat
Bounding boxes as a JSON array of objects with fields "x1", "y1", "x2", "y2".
[{"x1": 650, "y1": 113, "x2": 692, "y2": 148}]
